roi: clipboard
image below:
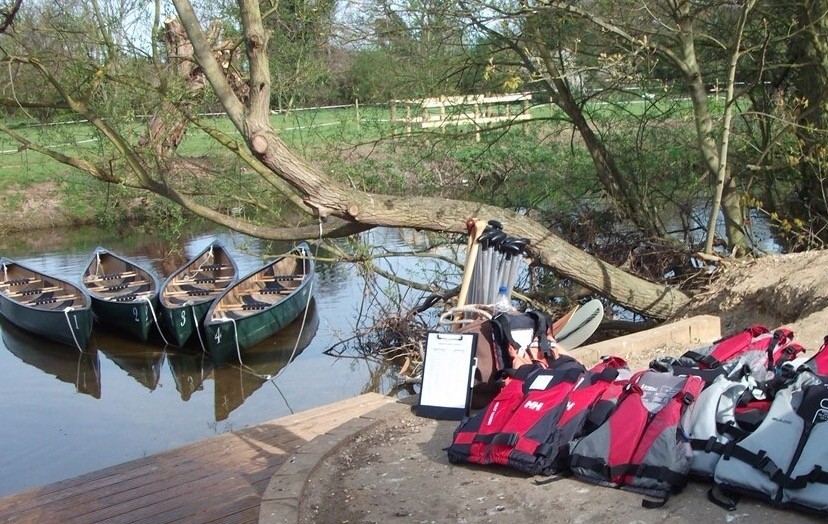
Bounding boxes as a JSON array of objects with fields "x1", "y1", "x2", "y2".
[{"x1": 417, "y1": 331, "x2": 477, "y2": 420}]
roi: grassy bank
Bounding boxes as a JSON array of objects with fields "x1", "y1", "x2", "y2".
[{"x1": 0, "y1": 98, "x2": 706, "y2": 233}]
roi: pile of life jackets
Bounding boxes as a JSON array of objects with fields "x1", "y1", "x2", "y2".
[{"x1": 445, "y1": 323, "x2": 828, "y2": 515}]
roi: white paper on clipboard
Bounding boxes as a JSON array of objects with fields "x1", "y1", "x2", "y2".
[{"x1": 418, "y1": 332, "x2": 477, "y2": 419}]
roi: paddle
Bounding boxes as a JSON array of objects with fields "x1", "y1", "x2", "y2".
[
  {"x1": 456, "y1": 218, "x2": 487, "y2": 310},
  {"x1": 554, "y1": 298, "x2": 604, "y2": 350}
]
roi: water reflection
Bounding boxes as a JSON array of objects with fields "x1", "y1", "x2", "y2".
[
  {"x1": 96, "y1": 332, "x2": 166, "y2": 392},
  {"x1": 1, "y1": 317, "x2": 102, "y2": 398},
  {"x1": 0, "y1": 225, "x2": 420, "y2": 497},
  {"x1": 214, "y1": 299, "x2": 320, "y2": 421},
  {"x1": 166, "y1": 350, "x2": 213, "y2": 402}
]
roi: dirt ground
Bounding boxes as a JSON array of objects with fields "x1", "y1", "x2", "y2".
[{"x1": 301, "y1": 251, "x2": 828, "y2": 524}]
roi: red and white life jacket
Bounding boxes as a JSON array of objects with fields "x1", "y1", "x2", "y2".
[{"x1": 569, "y1": 370, "x2": 705, "y2": 506}]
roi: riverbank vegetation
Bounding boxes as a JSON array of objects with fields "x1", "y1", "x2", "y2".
[{"x1": 0, "y1": 0, "x2": 826, "y2": 327}]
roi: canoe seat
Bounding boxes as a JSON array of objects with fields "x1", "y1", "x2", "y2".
[
  {"x1": 200, "y1": 264, "x2": 228, "y2": 271},
  {"x1": 100, "y1": 273, "x2": 128, "y2": 281},
  {"x1": 259, "y1": 289, "x2": 290, "y2": 295},
  {"x1": 187, "y1": 289, "x2": 212, "y2": 296},
  {"x1": 29, "y1": 296, "x2": 58, "y2": 306},
  {"x1": 106, "y1": 283, "x2": 131, "y2": 291},
  {"x1": 113, "y1": 294, "x2": 139, "y2": 302},
  {"x1": 241, "y1": 304, "x2": 268, "y2": 310},
  {"x1": 260, "y1": 275, "x2": 300, "y2": 282},
  {"x1": 193, "y1": 276, "x2": 217, "y2": 284},
  {"x1": 32, "y1": 299, "x2": 76, "y2": 310},
  {"x1": 18, "y1": 288, "x2": 45, "y2": 296},
  {"x1": 241, "y1": 295, "x2": 270, "y2": 308},
  {"x1": 4, "y1": 277, "x2": 34, "y2": 285}
]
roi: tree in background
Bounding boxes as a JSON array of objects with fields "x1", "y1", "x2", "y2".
[{"x1": 0, "y1": 0, "x2": 690, "y2": 319}]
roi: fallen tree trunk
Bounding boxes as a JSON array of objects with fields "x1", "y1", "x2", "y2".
[{"x1": 168, "y1": 0, "x2": 690, "y2": 320}]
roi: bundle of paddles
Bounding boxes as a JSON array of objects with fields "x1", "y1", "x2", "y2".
[{"x1": 445, "y1": 318, "x2": 828, "y2": 515}]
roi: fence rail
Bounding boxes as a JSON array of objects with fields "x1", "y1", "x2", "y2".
[{"x1": 389, "y1": 93, "x2": 533, "y2": 141}]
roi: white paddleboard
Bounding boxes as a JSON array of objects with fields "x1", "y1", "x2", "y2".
[{"x1": 555, "y1": 298, "x2": 604, "y2": 350}]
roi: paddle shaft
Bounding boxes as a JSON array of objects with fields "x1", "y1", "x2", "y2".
[{"x1": 456, "y1": 219, "x2": 487, "y2": 310}]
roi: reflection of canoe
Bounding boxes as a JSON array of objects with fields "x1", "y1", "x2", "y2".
[
  {"x1": 96, "y1": 332, "x2": 165, "y2": 391},
  {"x1": 214, "y1": 298, "x2": 319, "y2": 421},
  {"x1": 1, "y1": 317, "x2": 101, "y2": 398},
  {"x1": 0, "y1": 257, "x2": 93, "y2": 349},
  {"x1": 166, "y1": 350, "x2": 214, "y2": 402},
  {"x1": 81, "y1": 248, "x2": 161, "y2": 342},
  {"x1": 204, "y1": 243, "x2": 315, "y2": 365},
  {"x1": 159, "y1": 241, "x2": 239, "y2": 348}
]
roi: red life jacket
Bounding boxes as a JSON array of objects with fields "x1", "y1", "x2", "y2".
[
  {"x1": 569, "y1": 370, "x2": 705, "y2": 507},
  {"x1": 806, "y1": 336, "x2": 828, "y2": 376},
  {"x1": 446, "y1": 356, "x2": 629, "y2": 476}
]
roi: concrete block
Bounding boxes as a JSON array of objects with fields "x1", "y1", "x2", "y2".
[{"x1": 576, "y1": 315, "x2": 721, "y2": 366}]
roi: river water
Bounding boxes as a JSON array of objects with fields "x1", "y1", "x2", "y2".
[{"x1": 0, "y1": 225, "x2": 435, "y2": 497}]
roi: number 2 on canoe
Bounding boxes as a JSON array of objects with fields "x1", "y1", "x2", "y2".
[{"x1": 133, "y1": 307, "x2": 139, "y2": 323}]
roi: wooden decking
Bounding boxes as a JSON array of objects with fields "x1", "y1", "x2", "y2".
[{"x1": 0, "y1": 393, "x2": 395, "y2": 524}]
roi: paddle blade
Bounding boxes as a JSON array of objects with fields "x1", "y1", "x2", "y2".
[{"x1": 555, "y1": 299, "x2": 604, "y2": 350}]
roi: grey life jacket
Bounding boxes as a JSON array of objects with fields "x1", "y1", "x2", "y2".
[
  {"x1": 569, "y1": 370, "x2": 705, "y2": 507},
  {"x1": 712, "y1": 370, "x2": 828, "y2": 515},
  {"x1": 680, "y1": 374, "x2": 752, "y2": 479}
]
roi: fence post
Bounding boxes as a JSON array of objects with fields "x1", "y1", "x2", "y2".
[
  {"x1": 473, "y1": 102, "x2": 481, "y2": 142},
  {"x1": 522, "y1": 99, "x2": 530, "y2": 133},
  {"x1": 355, "y1": 98, "x2": 360, "y2": 132}
]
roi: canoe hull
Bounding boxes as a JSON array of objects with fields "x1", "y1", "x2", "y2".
[
  {"x1": 160, "y1": 301, "x2": 211, "y2": 348},
  {"x1": 0, "y1": 258, "x2": 93, "y2": 349},
  {"x1": 0, "y1": 295, "x2": 93, "y2": 348},
  {"x1": 203, "y1": 243, "x2": 315, "y2": 365},
  {"x1": 159, "y1": 242, "x2": 238, "y2": 348},
  {"x1": 204, "y1": 279, "x2": 313, "y2": 364},
  {"x1": 81, "y1": 248, "x2": 161, "y2": 343},
  {"x1": 90, "y1": 297, "x2": 158, "y2": 342}
]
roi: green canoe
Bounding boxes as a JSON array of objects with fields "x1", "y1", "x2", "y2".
[
  {"x1": 81, "y1": 247, "x2": 161, "y2": 342},
  {"x1": 159, "y1": 241, "x2": 239, "y2": 348},
  {"x1": 0, "y1": 257, "x2": 93, "y2": 349},
  {"x1": 203, "y1": 243, "x2": 315, "y2": 365}
]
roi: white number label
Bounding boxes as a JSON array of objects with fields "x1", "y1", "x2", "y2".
[
  {"x1": 214, "y1": 329, "x2": 222, "y2": 344},
  {"x1": 180, "y1": 310, "x2": 187, "y2": 327},
  {"x1": 133, "y1": 307, "x2": 139, "y2": 322}
]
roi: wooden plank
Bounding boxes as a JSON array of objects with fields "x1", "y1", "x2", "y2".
[
  {"x1": 0, "y1": 278, "x2": 43, "y2": 287},
  {"x1": 83, "y1": 271, "x2": 137, "y2": 283},
  {"x1": 7, "y1": 285, "x2": 62, "y2": 297},
  {"x1": 0, "y1": 394, "x2": 395, "y2": 523}
]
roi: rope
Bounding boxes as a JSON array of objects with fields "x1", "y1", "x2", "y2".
[
  {"x1": 232, "y1": 222, "x2": 320, "y2": 411},
  {"x1": 438, "y1": 304, "x2": 493, "y2": 326},
  {"x1": 192, "y1": 303, "x2": 209, "y2": 354},
  {"x1": 212, "y1": 316, "x2": 243, "y2": 364},
  {"x1": 62, "y1": 306, "x2": 84, "y2": 352},
  {"x1": 141, "y1": 295, "x2": 172, "y2": 346}
]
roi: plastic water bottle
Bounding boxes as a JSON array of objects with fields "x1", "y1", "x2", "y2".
[{"x1": 493, "y1": 285, "x2": 512, "y2": 314}]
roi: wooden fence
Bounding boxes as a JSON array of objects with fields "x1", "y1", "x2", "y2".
[{"x1": 389, "y1": 93, "x2": 532, "y2": 141}]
